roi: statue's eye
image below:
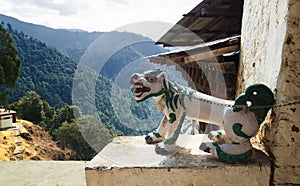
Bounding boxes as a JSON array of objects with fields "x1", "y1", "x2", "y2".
[{"x1": 146, "y1": 76, "x2": 157, "y2": 83}]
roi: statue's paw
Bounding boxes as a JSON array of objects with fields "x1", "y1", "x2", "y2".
[
  {"x1": 200, "y1": 142, "x2": 217, "y2": 156},
  {"x1": 199, "y1": 142, "x2": 211, "y2": 153},
  {"x1": 208, "y1": 130, "x2": 222, "y2": 140},
  {"x1": 145, "y1": 133, "x2": 164, "y2": 144},
  {"x1": 145, "y1": 135, "x2": 154, "y2": 144},
  {"x1": 155, "y1": 142, "x2": 177, "y2": 155}
]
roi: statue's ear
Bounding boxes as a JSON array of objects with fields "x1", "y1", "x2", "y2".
[{"x1": 158, "y1": 72, "x2": 169, "y2": 91}]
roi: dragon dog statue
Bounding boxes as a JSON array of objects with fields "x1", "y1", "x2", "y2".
[{"x1": 130, "y1": 69, "x2": 275, "y2": 163}]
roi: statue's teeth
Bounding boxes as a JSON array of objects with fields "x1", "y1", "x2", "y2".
[{"x1": 132, "y1": 84, "x2": 143, "y2": 89}]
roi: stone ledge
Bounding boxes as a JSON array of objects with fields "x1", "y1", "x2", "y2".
[
  {"x1": 86, "y1": 135, "x2": 271, "y2": 186},
  {"x1": 0, "y1": 161, "x2": 87, "y2": 185}
]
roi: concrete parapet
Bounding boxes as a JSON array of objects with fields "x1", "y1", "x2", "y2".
[{"x1": 86, "y1": 135, "x2": 271, "y2": 186}]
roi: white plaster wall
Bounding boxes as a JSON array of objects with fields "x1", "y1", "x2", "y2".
[
  {"x1": 239, "y1": 0, "x2": 300, "y2": 184},
  {"x1": 238, "y1": 0, "x2": 289, "y2": 91}
]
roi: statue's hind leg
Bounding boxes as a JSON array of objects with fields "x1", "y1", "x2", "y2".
[{"x1": 200, "y1": 142, "x2": 253, "y2": 163}]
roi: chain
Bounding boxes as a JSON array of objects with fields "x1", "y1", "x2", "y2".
[
  {"x1": 251, "y1": 100, "x2": 300, "y2": 109},
  {"x1": 194, "y1": 97, "x2": 233, "y2": 108},
  {"x1": 175, "y1": 84, "x2": 300, "y2": 110},
  {"x1": 194, "y1": 97, "x2": 300, "y2": 110}
]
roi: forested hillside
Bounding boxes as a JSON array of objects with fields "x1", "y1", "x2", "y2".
[
  {"x1": 99, "y1": 32, "x2": 167, "y2": 80},
  {"x1": 0, "y1": 23, "x2": 21, "y2": 105},
  {"x1": 6, "y1": 24, "x2": 77, "y2": 107},
  {"x1": 1, "y1": 20, "x2": 164, "y2": 138}
]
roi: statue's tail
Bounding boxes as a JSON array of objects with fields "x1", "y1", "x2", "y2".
[{"x1": 212, "y1": 143, "x2": 253, "y2": 163}]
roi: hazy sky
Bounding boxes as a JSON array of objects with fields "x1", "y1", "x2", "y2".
[{"x1": 0, "y1": 0, "x2": 200, "y2": 32}]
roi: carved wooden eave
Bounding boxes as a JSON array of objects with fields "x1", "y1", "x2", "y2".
[
  {"x1": 148, "y1": 35, "x2": 240, "y2": 66},
  {"x1": 156, "y1": 0, "x2": 244, "y2": 47}
]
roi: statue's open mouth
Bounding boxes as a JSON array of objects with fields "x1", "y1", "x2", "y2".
[{"x1": 130, "y1": 83, "x2": 150, "y2": 98}]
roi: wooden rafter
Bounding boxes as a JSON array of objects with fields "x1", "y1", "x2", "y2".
[
  {"x1": 183, "y1": 44, "x2": 239, "y2": 64},
  {"x1": 156, "y1": 0, "x2": 244, "y2": 47}
]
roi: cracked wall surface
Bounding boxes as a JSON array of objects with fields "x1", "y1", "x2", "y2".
[{"x1": 239, "y1": 0, "x2": 300, "y2": 184}]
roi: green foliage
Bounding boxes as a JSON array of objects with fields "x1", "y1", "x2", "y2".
[
  {"x1": 46, "y1": 105, "x2": 80, "y2": 138},
  {"x1": 0, "y1": 23, "x2": 21, "y2": 105},
  {"x1": 42, "y1": 100, "x2": 55, "y2": 123},
  {"x1": 54, "y1": 111, "x2": 113, "y2": 160},
  {"x1": 97, "y1": 82, "x2": 163, "y2": 136},
  {"x1": 5, "y1": 25, "x2": 77, "y2": 108},
  {"x1": 56, "y1": 122, "x2": 97, "y2": 160},
  {"x1": 9, "y1": 91, "x2": 46, "y2": 124},
  {"x1": 76, "y1": 115, "x2": 113, "y2": 153},
  {"x1": 9, "y1": 92, "x2": 113, "y2": 160}
]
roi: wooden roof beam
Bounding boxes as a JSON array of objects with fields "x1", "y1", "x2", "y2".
[
  {"x1": 184, "y1": 44, "x2": 239, "y2": 64},
  {"x1": 199, "y1": 12, "x2": 241, "y2": 18},
  {"x1": 188, "y1": 16, "x2": 224, "y2": 37},
  {"x1": 207, "y1": 20, "x2": 241, "y2": 41}
]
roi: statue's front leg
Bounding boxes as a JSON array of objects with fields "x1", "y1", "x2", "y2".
[
  {"x1": 145, "y1": 115, "x2": 168, "y2": 144},
  {"x1": 155, "y1": 109, "x2": 186, "y2": 155}
]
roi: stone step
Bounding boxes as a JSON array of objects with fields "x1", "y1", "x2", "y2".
[
  {"x1": 15, "y1": 154, "x2": 23, "y2": 160},
  {"x1": 15, "y1": 141, "x2": 22, "y2": 146},
  {"x1": 13, "y1": 145, "x2": 24, "y2": 155},
  {"x1": 13, "y1": 136, "x2": 20, "y2": 142},
  {"x1": 14, "y1": 130, "x2": 20, "y2": 136}
]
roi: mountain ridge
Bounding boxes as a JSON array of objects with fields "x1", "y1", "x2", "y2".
[{"x1": 0, "y1": 13, "x2": 103, "y2": 61}]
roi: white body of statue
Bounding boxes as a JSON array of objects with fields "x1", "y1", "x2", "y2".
[{"x1": 130, "y1": 69, "x2": 274, "y2": 162}]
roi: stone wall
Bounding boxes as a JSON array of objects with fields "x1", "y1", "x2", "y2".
[{"x1": 238, "y1": 0, "x2": 300, "y2": 184}]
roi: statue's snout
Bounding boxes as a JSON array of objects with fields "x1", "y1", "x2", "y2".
[{"x1": 130, "y1": 73, "x2": 141, "y2": 85}]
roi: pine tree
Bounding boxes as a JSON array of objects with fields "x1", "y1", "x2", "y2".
[{"x1": 0, "y1": 23, "x2": 21, "y2": 105}]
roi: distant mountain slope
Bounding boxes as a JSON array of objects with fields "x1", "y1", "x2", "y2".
[
  {"x1": 2, "y1": 20, "x2": 164, "y2": 136},
  {"x1": 0, "y1": 14, "x2": 168, "y2": 64},
  {"x1": 6, "y1": 26, "x2": 77, "y2": 107},
  {"x1": 99, "y1": 31, "x2": 168, "y2": 80},
  {"x1": 0, "y1": 14, "x2": 103, "y2": 61}
]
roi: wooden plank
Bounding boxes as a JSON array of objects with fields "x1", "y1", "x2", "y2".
[
  {"x1": 183, "y1": 44, "x2": 239, "y2": 64},
  {"x1": 156, "y1": 0, "x2": 243, "y2": 46},
  {"x1": 175, "y1": 64, "x2": 181, "y2": 71},
  {"x1": 196, "y1": 61, "x2": 236, "y2": 73},
  {"x1": 189, "y1": 16, "x2": 224, "y2": 36}
]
